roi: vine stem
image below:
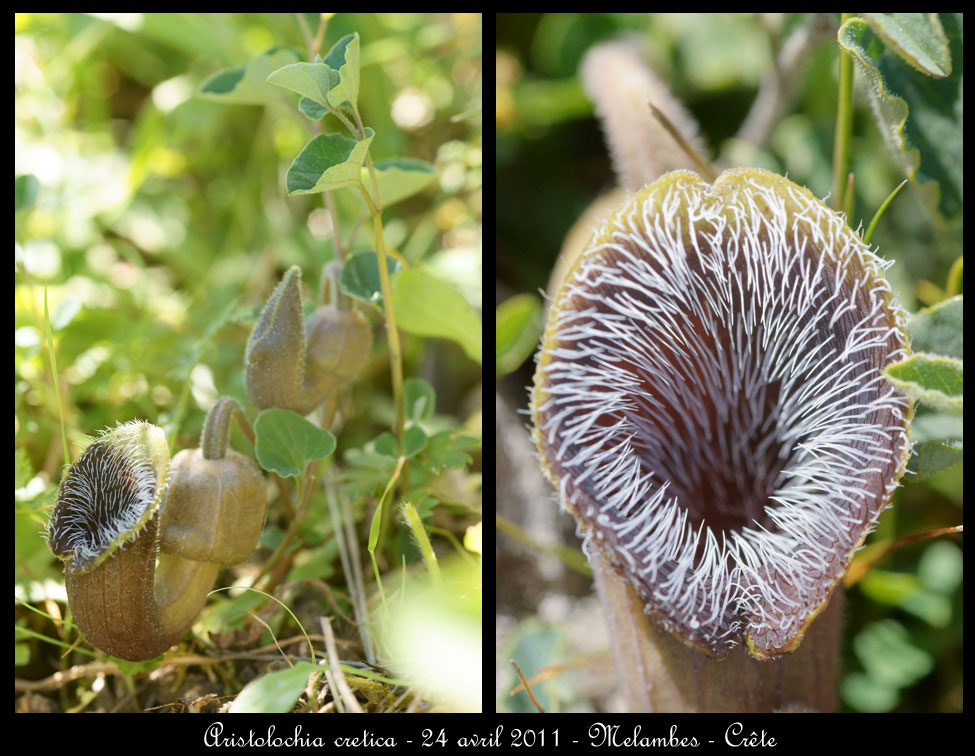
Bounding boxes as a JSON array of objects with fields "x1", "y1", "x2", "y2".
[{"x1": 357, "y1": 184, "x2": 406, "y2": 454}]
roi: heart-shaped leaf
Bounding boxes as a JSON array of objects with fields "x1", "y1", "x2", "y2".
[
  {"x1": 255, "y1": 408, "x2": 336, "y2": 478},
  {"x1": 286, "y1": 128, "x2": 375, "y2": 195}
]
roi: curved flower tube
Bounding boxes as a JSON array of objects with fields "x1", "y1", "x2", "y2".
[
  {"x1": 47, "y1": 417, "x2": 266, "y2": 661},
  {"x1": 531, "y1": 168, "x2": 912, "y2": 660}
]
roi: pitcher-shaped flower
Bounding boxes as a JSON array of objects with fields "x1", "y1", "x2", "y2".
[{"x1": 531, "y1": 168, "x2": 912, "y2": 660}]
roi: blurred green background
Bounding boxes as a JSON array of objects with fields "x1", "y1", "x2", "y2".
[{"x1": 16, "y1": 12, "x2": 482, "y2": 442}]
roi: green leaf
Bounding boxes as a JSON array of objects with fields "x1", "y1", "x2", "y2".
[
  {"x1": 909, "y1": 439, "x2": 964, "y2": 480},
  {"x1": 899, "y1": 590, "x2": 953, "y2": 628},
  {"x1": 298, "y1": 96, "x2": 328, "y2": 120},
  {"x1": 421, "y1": 430, "x2": 478, "y2": 474},
  {"x1": 15, "y1": 174, "x2": 39, "y2": 212},
  {"x1": 917, "y1": 540, "x2": 963, "y2": 595},
  {"x1": 859, "y1": 569, "x2": 920, "y2": 606},
  {"x1": 853, "y1": 620, "x2": 933, "y2": 689},
  {"x1": 496, "y1": 293, "x2": 543, "y2": 377},
  {"x1": 904, "y1": 411, "x2": 962, "y2": 480},
  {"x1": 404, "y1": 377, "x2": 436, "y2": 421},
  {"x1": 371, "y1": 431, "x2": 398, "y2": 458},
  {"x1": 266, "y1": 60, "x2": 338, "y2": 109},
  {"x1": 862, "y1": 13, "x2": 952, "y2": 77},
  {"x1": 392, "y1": 268, "x2": 481, "y2": 364},
  {"x1": 254, "y1": 408, "x2": 336, "y2": 478},
  {"x1": 842, "y1": 672, "x2": 899, "y2": 712},
  {"x1": 350, "y1": 158, "x2": 438, "y2": 207},
  {"x1": 343, "y1": 444, "x2": 396, "y2": 471},
  {"x1": 321, "y1": 33, "x2": 360, "y2": 111},
  {"x1": 403, "y1": 424, "x2": 428, "y2": 458},
  {"x1": 837, "y1": 15, "x2": 963, "y2": 219},
  {"x1": 230, "y1": 661, "x2": 321, "y2": 713},
  {"x1": 885, "y1": 353, "x2": 963, "y2": 413},
  {"x1": 199, "y1": 46, "x2": 302, "y2": 105},
  {"x1": 341, "y1": 250, "x2": 402, "y2": 306},
  {"x1": 286, "y1": 128, "x2": 375, "y2": 195},
  {"x1": 908, "y1": 295, "x2": 963, "y2": 359}
]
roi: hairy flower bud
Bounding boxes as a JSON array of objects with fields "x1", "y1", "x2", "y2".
[{"x1": 245, "y1": 265, "x2": 371, "y2": 416}]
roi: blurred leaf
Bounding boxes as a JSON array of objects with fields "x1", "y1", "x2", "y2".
[
  {"x1": 341, "y1": 250, "x2": 401, "y2": 306},
  {"x1": 859, "y1": 569, "x2": 920, "y2": 606},
  {"x1": 393, "y1": 269, "x2": 481, "y2": 364},
  {"x1": 842, "y1": 671, "x2": 899, "y2": 712},
  {"x1": 501, "y1": 621, "x2": 566, "y2": 713},
  {"x1": 402, "y1": 424, "x2": 428, "y2": 458},
  {"x1": 421, "y1": 429, "x2": 477, "y2": 474},
  {"x1": 199, "y1": 46, "x2": 302, "y2": 105},
  {"x1": 853, "y1": 620, "x2": 933, "y2": 690},
  {"x1": 351, "y1": 158, "x2": 438, "y2": 207},
  {"x1": 496, "y1": 293, "x2": 542, "y2": 377},
  {"x1": 908, "y1": 295, "x2": 963, "y2": 358},
  {"x1": 917, "y1": 540, "x2": 963, "y2": 594},
  {"x1": 15, "y1": 174, "x2": 40, "y2": 212},
  {"x1": 403, "y1": 377, "x2": 436, "y2": 421}
]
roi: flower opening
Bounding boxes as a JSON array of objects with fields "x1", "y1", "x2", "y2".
[{"x1": 531, "y1": 169, "x2": 912, "y2": 659}]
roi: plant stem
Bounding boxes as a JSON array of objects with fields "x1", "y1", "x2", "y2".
[
  {"x1": 356, "y1": 178, "x2": 408, "y2": 555},
  {"x1": 832, "y1": 13, "x2": 856, "y2": 211},
  {"x1": 589, "y1": 544, "x2": 843, "y2": 712},
  {"x1": 357, "y1": 185, "x2": 406, "y2": 457},
  {"x1": 200, "y1": 396, "x2": 252, "y2": 460}
]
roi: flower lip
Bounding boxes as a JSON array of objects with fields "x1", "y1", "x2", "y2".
[
  {"x1": 531, "y1": 168, "x2": 912, "y2": 659},
  {"x1": 47, "y1": 421, "x2": 169, "y2": 575}
]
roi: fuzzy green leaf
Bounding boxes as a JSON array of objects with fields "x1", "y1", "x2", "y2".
[
  {"x1": 266, "y1": 60, "x2": 338, "y2": 108},
  {"x1": 885, "y1": 353, "x2": 963, "y2": 413},
  {"x1": 286, "y1": 128, "x2": 375, "y2": 195},
  {"x1": 837, "y1": 15, "x2": 963, "y2": 219},
  {"x1": 861, "y1": 13, "x2": 951, "y2": 77}
]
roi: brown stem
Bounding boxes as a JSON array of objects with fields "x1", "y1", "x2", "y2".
[{"x1": 590, "y1": 545, "x2": 842, "y2": 712}]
